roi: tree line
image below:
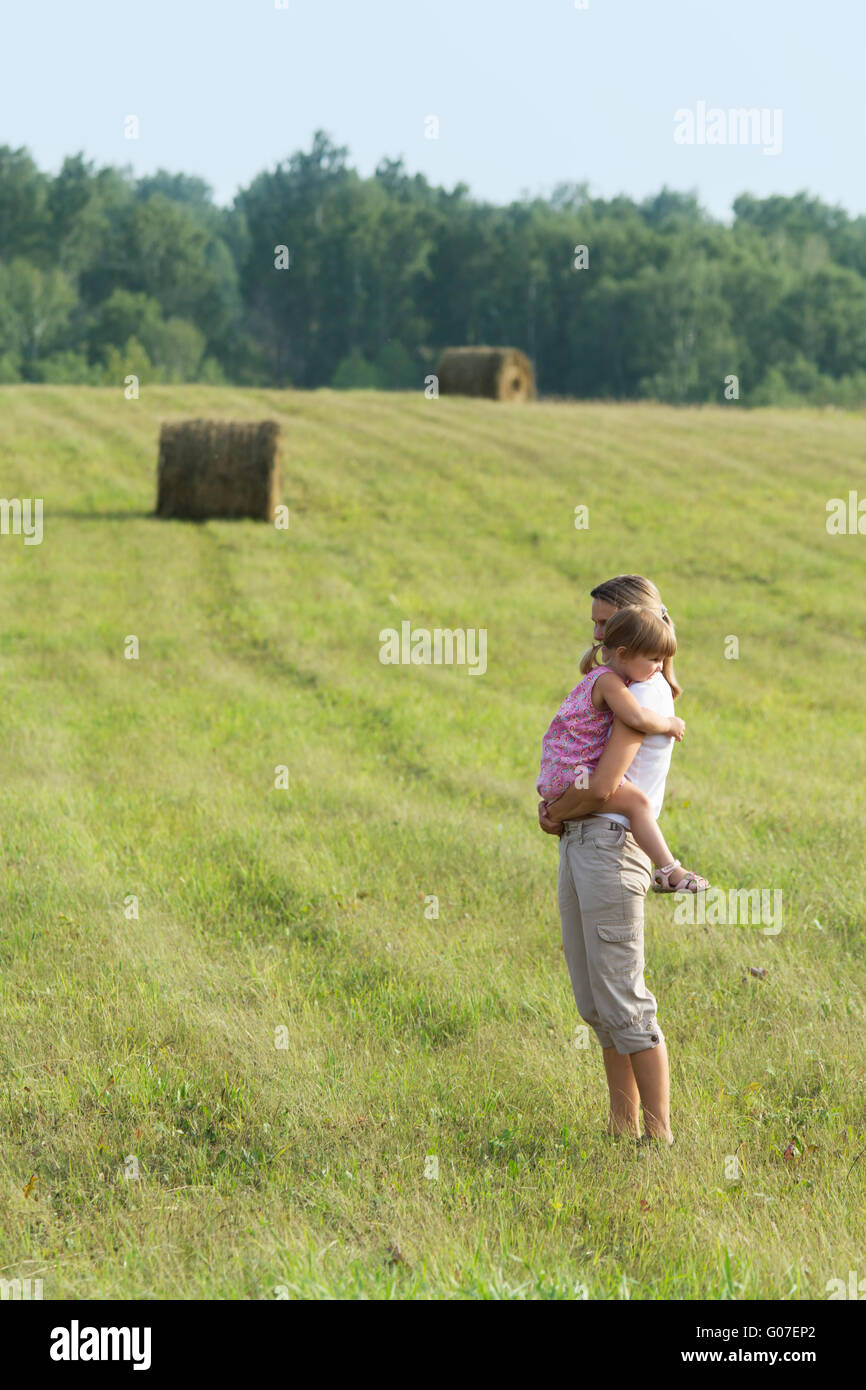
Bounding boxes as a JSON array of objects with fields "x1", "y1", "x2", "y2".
[{"x1": 2, "y1": 131, "x2": 866, "y2": 405}]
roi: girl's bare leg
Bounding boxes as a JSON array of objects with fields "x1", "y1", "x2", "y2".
[{"x1": 605, "y1": 783, "x2": 697, "y2": 889}]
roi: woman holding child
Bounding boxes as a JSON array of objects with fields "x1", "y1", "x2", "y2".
[{"x1": 537, "y1": 574, "x2": 708, "y2": 1147}]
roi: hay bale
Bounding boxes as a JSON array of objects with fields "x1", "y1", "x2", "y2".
[
  {"x1": 435, "y1": 346, "x2": 536, "y2": 401},
  {"x1": 156, "y1": 419, "x2": 280, "y2": 521}
]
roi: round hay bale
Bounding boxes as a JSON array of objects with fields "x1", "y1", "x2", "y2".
[
  {"x1": 156, "y1": 419, "x2": 281, "y2": 521},
  {"x1": 435, "y1": 346, "x2": 536, "y2": 402}
]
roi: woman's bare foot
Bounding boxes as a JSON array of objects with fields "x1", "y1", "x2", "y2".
[{"x1": 608, "y1": 1124, "x2": 640, "y2": 1140}]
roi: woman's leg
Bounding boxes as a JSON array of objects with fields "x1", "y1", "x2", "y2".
[
  {"x1": 630, "y1": 1042, "x2": 673, "y2": 1143},
  {"x1": 568, "y1": 819, "x2": 673, "y2": 1140},
  {"x1": 602, "y1": 1046, "x2": 640, "y2": 1137},
  {"x1": 558, "y1": 832, "x2": 635, "y2": 1131}
]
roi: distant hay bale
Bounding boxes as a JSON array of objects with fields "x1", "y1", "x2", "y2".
[
  {"x1": 156, "y1": 419, "x2": 280, "y2": 522},
  {"x1": 435, "y1": 346, "x2": 536, "y2": 402}
]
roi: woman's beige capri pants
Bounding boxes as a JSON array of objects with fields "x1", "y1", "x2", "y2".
[{"x1": 558, "y1": 816, "x2": 664, "y2": 1054}]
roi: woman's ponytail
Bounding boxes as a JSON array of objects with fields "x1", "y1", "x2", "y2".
[{"x1": 659, "y1": 611, "x2": 682, "y2": 699}]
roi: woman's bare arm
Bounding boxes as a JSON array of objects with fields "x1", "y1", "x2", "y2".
[{"x1": 539, "y1": 719, "x2": 644, "y2": 829}]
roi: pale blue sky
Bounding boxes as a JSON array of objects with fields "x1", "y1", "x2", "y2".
[{"x1": 3, "y1": 0, "x2": 863, "y2": 219}]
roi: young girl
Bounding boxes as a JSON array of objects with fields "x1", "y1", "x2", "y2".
[{"x1": 537, "y1": 605, "x2": 709, "y2": 893}]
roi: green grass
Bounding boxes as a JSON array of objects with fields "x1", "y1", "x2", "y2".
[{"x1": 1, "y1": 384, "x2": 864, "y2": 1299}]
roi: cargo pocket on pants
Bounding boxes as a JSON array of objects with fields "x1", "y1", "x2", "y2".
[{"x1": 596, "y1": 923, "x2": 643, "y2": 975}]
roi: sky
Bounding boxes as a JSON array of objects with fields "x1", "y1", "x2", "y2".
[{"x1": 2, "y1": 0, "x2": 864, "y2": 221}]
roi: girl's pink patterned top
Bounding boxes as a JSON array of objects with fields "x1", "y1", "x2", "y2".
[{"x1": 537, "y1": 664, "x2": 624, "y2": 802}]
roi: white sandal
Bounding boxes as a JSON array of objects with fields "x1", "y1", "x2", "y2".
[{"x1": 652, "y1": 860, "x2": 709, "y2": 893}]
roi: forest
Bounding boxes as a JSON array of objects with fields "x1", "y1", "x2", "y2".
[{"x1": 2, "y1": 130, "x2": 866, "y2": 404}]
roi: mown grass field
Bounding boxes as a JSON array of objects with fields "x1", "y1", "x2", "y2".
[{"x1": 1, "y1": 385, "x2": 864, "y2": 1300}]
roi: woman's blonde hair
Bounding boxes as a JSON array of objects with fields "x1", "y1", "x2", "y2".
[
  {"x1": 590, "y1": 574, "x2": 664, "y2": 612},
  {"x1": 580, "y1": 602, "x2": 682, "y2": 699},
  {"x1": 587, "y1": 574, "x2": 682, "y2": 699}
]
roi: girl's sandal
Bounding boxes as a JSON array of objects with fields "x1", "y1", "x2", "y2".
[{"x1": 652, "y1": 860, "x2": 709, "y2": 894}]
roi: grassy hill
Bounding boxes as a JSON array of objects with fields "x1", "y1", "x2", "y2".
[{"x1": 1, "y1": 385, "x2": 864, "y2": 1299}]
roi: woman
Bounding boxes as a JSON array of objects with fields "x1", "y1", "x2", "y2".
[{"x1": 538, "y1": 574, "x2": 679, "y2": 1146}]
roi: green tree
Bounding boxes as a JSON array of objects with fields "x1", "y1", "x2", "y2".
[
  {"x1": 0, "y1": 146, "x2": 47, "y2": 260},
  {"x1": 3, "y1": 138, "x2": 866, "y2": 403},
  {"x1": 375, "y1": 341, "x2": 419, "y2": 389},
  {"x1": 88, "y1": 290, "x2": 204, "y2": 380},
  {"x1": 331, "y1": 349, "x2": 383, "y2": 389},
  {"x1": 0, "y1": 259, "x2": 77, "y2": 370}
]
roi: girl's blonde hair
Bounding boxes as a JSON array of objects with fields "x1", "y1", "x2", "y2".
[
  {"x1": 587, "y1": 573, "x2": 682, "y2": 699},
  {"x1": 580, "y1": 603, "x2": 682, "y2": 699}
]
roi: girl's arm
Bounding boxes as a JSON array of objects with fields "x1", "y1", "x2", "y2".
[
  {"x1": 541, "y1": 719, "x2": 645, "y2": 825},
  {"x1": 594, "y1": 671, "x2": 684, "y2": 740}
]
